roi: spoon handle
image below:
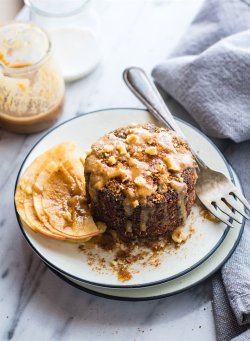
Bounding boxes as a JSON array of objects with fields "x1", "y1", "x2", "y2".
[
  {"x1": 123, "y1": 67, "x2": 206, "y2": 169},
  {"x1": 123, "y1": 67, "x2": 185, "y2": 138}
]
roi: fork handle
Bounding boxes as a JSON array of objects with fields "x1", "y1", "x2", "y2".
[{"x1": 123, "y1": 67, "x2": 207, "y2": 169}]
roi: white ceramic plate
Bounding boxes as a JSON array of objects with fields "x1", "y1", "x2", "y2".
[
  {"x1": 49, "y1": 169, "x2": 244, "y2": 300},
  {"x1": 15, "y1": 108, "x2": 244, "y2": 289}
]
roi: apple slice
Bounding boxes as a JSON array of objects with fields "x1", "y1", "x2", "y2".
[
  {"x1": 15, "y1": 141, "x2": 99, "y2": 242},
  {"x1": 15, "y1": 142, "x2": 76, "y2": 239},
  {"x1": 39, "y1": 161, "x2": 99, "y2": 238}
]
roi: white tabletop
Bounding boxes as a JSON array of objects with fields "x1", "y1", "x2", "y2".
[{"x1": 0, "y1": 1, "x2": 217, "y2": 340}]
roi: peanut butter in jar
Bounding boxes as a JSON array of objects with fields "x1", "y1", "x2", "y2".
[{"x1": 0, "y1": 22, "x2": 65, "y2": 134}]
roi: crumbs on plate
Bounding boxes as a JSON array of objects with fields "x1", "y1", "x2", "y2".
[{"x1": 78, "y1": 226, "x2": 196, "y2": 283}]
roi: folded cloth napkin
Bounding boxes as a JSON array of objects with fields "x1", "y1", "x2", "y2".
[{"x1": 152, "y1": 0, "x2": 250, "y2": 340}]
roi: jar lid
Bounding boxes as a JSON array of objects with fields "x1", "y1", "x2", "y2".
[{"x1": 0, "y1": 22, "x2": 50, "y2": 69}]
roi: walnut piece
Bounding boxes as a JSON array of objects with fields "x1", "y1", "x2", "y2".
[
  {"x1": 126, "y1": 134, "x2": 138, "y2": 144},
  {"x1": 145, "y1": 146, "x2": 158, "y2": 155},
  {"x1": 132, "y1": 199, "x2": 139, "y2": 208},
  {"x1": 108, "y1": 155, "x2": 117, "y2": 165},
  {"x1": 103, "y1": 145, "x2": 114, "y2": 153},
  {"x1": 143, "y1": 135, "x2": 154, "y2": 144},
  {"x1": 117, "y1": 144, "x2": 127, "y2": 155},
  {"x1": 164, "y1": 155, "x2": 181, "y2": 172},
  {"x1": 171, "y1": 228, "x2": 188, "y2": 243}
]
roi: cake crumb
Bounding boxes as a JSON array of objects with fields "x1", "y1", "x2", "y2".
[
  {"x1": 117, "y1": 266, "x2": 132, "y2": 282},
  {"x1": 78, "y1": 228, "x2": 190, "y2": 282},
  {"x1": 189, "y1": 225, "x2": 196, "y2": 233},
  {"x1": 200, "y1": 208, "x2": 220, "y2": 223}
]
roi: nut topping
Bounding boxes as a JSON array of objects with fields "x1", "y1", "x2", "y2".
[
  {"x1": 145, "y1": 146, "x2": 158, "y2": 155},
  {"x1": 108, "y1": 155, "x2": 117, "y2": 165}
]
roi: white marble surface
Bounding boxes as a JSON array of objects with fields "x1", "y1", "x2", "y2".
[{"x1": 0, "y1": 1, "x2": 218, "y2": 340}]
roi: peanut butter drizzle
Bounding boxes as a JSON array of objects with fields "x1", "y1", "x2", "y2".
[
  {"x1": 85, "y1": 124, "x2": 195, "y2": 230},
  {"x1": 140, "y1": 208, "x2": 153, "y2": 232},
  {"x1": 8, "y1": 62, "x2": 33, "y2": 68},
  {"x1": 169, "y1": 179, "x2": 188, "y2": 223},
  {"x1": 0, "y1": 51, "x2": 33, "y2": 68}
]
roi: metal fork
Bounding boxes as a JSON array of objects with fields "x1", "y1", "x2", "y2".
[{"x1": 123, "y1": 67, "x2": 250, "y2": 227}]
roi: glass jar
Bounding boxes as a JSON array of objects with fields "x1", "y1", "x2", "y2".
[
  {"x1": 25, "y1": 0, "x2": 101, "y2": 82},
  {"x1": 0, "y1": 22, "x2": 65, "y2": 134}
]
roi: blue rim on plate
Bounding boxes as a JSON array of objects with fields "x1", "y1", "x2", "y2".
[{"x1": 14, "y1": 108, "x2": 244, "y2": 289}]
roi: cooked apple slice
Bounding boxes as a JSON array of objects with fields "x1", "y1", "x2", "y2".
[
  {"x1": 23, "y1": 195, "x2": 66, "y2": 240},
  {"x1": 31, "y1": 161, "x2": 68, "y2": 237},
  {"x1": 15, "y1": 141, "x2": 97, "y2": 241},
  {"x1": 62, "y1": 158, "x2": 85, "y2": 193},
  {"x1": 16, "y1": 179, "x2": 66, "y2": 239},
  {"x1": 35, "y1": 160, "x2": 99, "y2": 238},
  {"x1": 15, "y1": 142, "x2": 78, "y2": 240},
  {"x1": 32, "y1": 162, "x2": 99, "y2": 240},
  {"x1": 32, "y1": 161, "x2": 83, "y2": 239}
]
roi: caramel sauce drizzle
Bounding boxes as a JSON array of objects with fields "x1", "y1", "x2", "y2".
[{"x1": 85, "y1": 124, "x2": 195, "y2": 230}]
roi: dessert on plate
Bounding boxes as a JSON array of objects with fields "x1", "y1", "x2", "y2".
[
  {"x1": 15, "y1": 123, "x2": 197, "y2": 244},
  {"x1": 14, "y1": 123, "x2": 199, "y2": 283},
  {"x1": 85, "y1": 123, "x2": 197, "y2": 241}
]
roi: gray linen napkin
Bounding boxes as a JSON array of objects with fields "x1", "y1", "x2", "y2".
[{"x1": 152, "y1": 0, "x2": 250, "y2": 340}]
